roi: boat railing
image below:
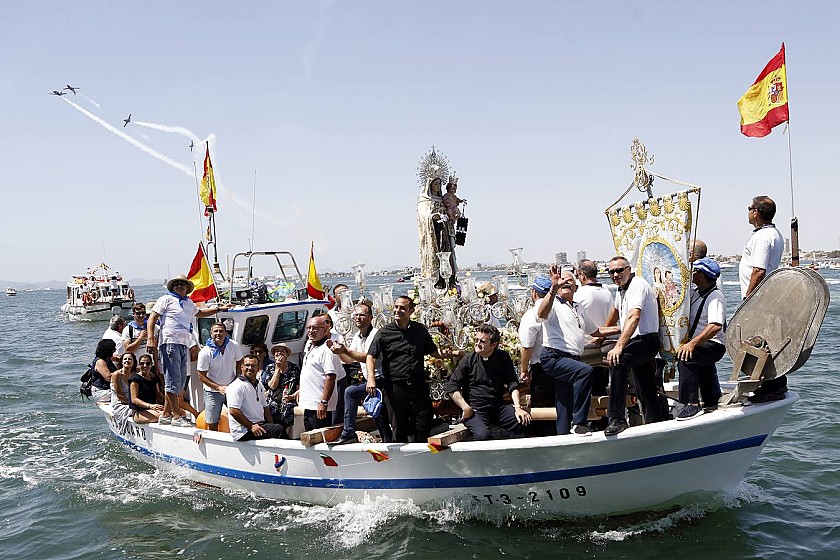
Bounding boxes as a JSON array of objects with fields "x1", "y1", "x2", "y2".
[{"x1": 224, "y1": 251, "x2": 306, "y2": 304}]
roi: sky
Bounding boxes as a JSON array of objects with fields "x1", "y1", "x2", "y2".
[{"x1": 3, "y1": 2, "x2": 839, "y2": 282}]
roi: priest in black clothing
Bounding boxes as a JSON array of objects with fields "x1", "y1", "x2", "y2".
[{"x1": 445, "y1": 324, "x2": 531, "y2": 440}]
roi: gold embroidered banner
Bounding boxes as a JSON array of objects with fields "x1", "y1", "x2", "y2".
[{"x1": 607, "y1": 191, "x2": 694, "y2": 374}]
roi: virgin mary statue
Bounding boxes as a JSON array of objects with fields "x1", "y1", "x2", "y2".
[{"x1": 416, "y1": 147, "x2": 457, "y2": 288}]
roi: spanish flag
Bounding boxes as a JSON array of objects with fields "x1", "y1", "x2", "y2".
[
  {"x1": 306, "y1": 241, "x2": 326, "y2": 300},
  {"x1": 188, "y1": 243, "x2": 218, "y2": 303},
  {"x1": 737, "y1": 43, "x2": 789, "y2": 138},
  {"x1": 199, "y1": 145, "x2": 218, "y2": 216}
]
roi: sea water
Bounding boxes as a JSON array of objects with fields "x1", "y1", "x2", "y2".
[{"x1": 1, "y1": 269, "x2": 838, "y2": 559}]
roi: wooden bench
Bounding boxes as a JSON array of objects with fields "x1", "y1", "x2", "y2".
[
  {"x1": 427, "y1": 423, "x2": 471, "y2": 446},
  {"x1": 299, "y1": 416, "x2": 376, "y2": 447}
]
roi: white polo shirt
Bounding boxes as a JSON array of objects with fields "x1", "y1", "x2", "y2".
[
  {"x1": 537, "y1": 296, "x2": 596, "y2": 356},
  {"x1": 688, "y1": 286, "x2": 727, "y2": 344},
  {"x1": 226, "y1": 375, "x2": 269, "y2": 441},
  {"x1": 349, "y1": 326, "x2": 381, "y2": 378},
  {"x1": 739, "y1": 224, "x2": 784, "y2": 298},
  {"x1": 197, "y1": 338, "x2": 245, "y2": 391},
  {"x1": 299, "y1": 341, "x2": 343, "y2": 411},
  {"x1": 152, "y1": 294, "x2": 197, "y2": 346},
  {"x1": 518, "y1": 301, "x2": 544, "y2": 365},
  {"x1": 614, "y1": 275, "x2": 659, "y2": 337}
]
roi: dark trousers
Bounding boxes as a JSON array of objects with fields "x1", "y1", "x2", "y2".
[
  {"x1": 464, "y1": 404, "x2": 525, "y2": 441},
  {"x1": 390, "y1": 379, "x2": 433, "y2": 443},
  {"x1": 540, "y1": 349, "x2": 594, "y2": 434},
  {"x1": 332, "y1": 376, "x2": 348, "y2": 425},
  {"x1": 341, "y1": 380, "x2": 393, "y2": 442},
  {"x1": 678, "y1": 341, "x2": 726, "y2": 405},
  {"x1": 303, "y1": 409, "x2": 331, "y2": 431},
  {"x1": 238, "y1": 422, "x2": 288, "y2": 441},
  {"x1": 608, "y1": 333, "x2": 663, "y2": 424},
  {"x1": 528, "y1": 362, "x2": 556, "y2": 408}
]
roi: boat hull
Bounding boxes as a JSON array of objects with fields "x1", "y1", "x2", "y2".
[
  {"x1": 61, "y1": 301, "x2": 134, "y2": 322},
  {"x1": 102, "y1": 392, "x2": 797, "y2": 517}
]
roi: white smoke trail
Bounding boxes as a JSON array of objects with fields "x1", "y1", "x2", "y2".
[
  {"x1": 62, "y1": 97, "x2": 194, "y2": 176},
  {"x1": 79, "y1": 93, "x2": 100, "y2": 108},
  {"x1": 61, "y1": 97, "x2": 288, "y2": 226},
  {"x1": 133, "y1": 120, "x2": 200, "y2": 141}
]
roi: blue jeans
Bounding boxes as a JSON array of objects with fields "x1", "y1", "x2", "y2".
[
  {"x1": 203, "y1": 390, "x2": 226, "y2": 424},
  {"x1": 341, "y1": 381, "x2": 393, "y2": 442},
  {"x1": 159, "y1": 343, "x2": 188, "y2": 395},
  {"x1": 540, "y1": 348, "x2": 594, "y2": 434}
]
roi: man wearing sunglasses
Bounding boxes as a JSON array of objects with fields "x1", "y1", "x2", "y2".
[{"x1": 600, "y1": 256, "x2": 664, "y2": 435}]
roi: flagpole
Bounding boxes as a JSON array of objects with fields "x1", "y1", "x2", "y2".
[{"x1": 783, "y1": 43, "x2": 799, "y2": 268}]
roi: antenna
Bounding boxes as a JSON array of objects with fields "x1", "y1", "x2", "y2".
[{"x1": 250, "y1": 170, "x2": 257, "y2": 251}]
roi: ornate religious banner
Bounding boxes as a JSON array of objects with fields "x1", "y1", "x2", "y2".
[{"x1": 608, "y1": 190, "x2": 694, "y2": 377}]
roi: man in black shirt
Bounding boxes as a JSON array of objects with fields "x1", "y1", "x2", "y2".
[
  {"x1": 446, "y1": 324, "x2": 531, "y2": 440},
  {"x1": 366, "y1": 295, "x2": 450, "y2": 442}
]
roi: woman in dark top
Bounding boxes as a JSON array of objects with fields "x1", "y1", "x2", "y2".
[
  {"x1": 91, "y1": 339, "x2": 118, "y2": 403},
  {"x1": 129, "y1": 354, "x2": 165, "y2": 424},
  {"x1": 261, "y1": 344, "x2": 300, "y2": 429}
]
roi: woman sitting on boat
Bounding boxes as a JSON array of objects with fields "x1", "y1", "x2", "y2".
[
  {"x1": 91, "y1": 339, "x2": 118, "y2": 402},
  {"x1": 129, "y1": 354, "x2": 165, "y2": 424},
  {"x1": 110, "y1": 353, "x2": 137, "y2": 431}
]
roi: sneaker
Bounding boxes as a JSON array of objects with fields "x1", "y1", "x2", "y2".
[
  {"x1": 158, "y1": 416, "x2": 172, "y2": 425},
  {"x1": 571, "y1": 424, "x2": 592, "y2": 437},
  {"x1": 172, "y1": 417, "x2": 192, "y2": 428},
  {"x1": 603, "y1": 418, "x2": 628, "y2": 436},
  {"x1": 676, "y1": 403, "x2": 704, "y2": 421}
]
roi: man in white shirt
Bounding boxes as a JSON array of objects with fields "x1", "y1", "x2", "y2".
[
  {"x1": 574, "y1": 259, "x2": 613, "y2": 395},
  {"x1": 147, "y1": 275, "x2": 231, "y2": 427},
  {"x1": 197, "y1": 321, "x2": 245, "y2": 431},
  {"x1": 102, "y1": 315, "x2": 126, "y2": 359},
  {"x1": 739, "y1": 195, "x2": 787, "y2": 401},
  {"x1": 600, "y1": 256, "x2": 664, "y2": 436},
  {"x1": 536, "y1": 267, "x2": 600, "y2": 436},
  {"x1": 227, "y1": 356, "x2": 287, "y2": 441},
  {"x1": 518, "y1": 276, "x2": 555, "y2": 433},
  {"x1": 330, "y1": 302, "x2": 393, "y2": 444},
  {"x1": 299, "y1": 315, "x2": 343, "y2": 431},
  {"x1": 675, "y1": 258, "x2": 726, "y2": 420}
]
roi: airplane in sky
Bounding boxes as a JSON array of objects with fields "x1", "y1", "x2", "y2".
[
  {"x1": 123, "y1": 113, "x2": 131, "y2": 127},
  {"x1": 189, "y1": 140, "x2": 194, "y2": 151},
  {"x1": 49, "y1": 90, "x2": 65, "y2": 96},
  {"x1": 64, "y1": 85, "x2": 79, "y2": 94}
]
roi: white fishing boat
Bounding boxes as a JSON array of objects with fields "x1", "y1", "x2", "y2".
[
  {"x1": 96, "y1": 261, "x2": 828, "y2": 518},
  {"x1": 5, "y1": 287, "x2": 17, "y2": 296},
  {"x1": 60, "y1": 264, "x2": 135, "y2": 322}
]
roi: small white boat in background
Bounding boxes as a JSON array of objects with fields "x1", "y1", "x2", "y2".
[
  {"x1": 60, "y1": 264, "x2": 135, "y2": 322},
  {"x1": 5, "y1": 287, "x2": 16, "y2": 296}
]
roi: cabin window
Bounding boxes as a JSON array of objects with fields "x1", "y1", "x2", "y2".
[
  {"x1": 272, "y1": 311, "x2": 308, "y2": 343},
  {"x1": 242, "y1": 315, "x2": 270, "y2": 346},
  {"x1": 196, "y1": 318, "x2": 216, "y2": 345}
]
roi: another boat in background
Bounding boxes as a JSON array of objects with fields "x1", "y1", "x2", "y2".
[
  {"x1": 60, "y1": 263, "x2": 135, "y2": 322},
  {"x1": 5, "y1": 287, "x2": 17, "y2": 296}
]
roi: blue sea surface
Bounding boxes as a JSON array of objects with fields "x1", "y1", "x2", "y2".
[{"x1": 0, "y1": 269, "x2": 838, "y2": 559}]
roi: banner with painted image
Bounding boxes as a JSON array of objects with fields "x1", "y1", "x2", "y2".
[{"x1": 607, "y1": 190, "x2": 694, "y2": 376}]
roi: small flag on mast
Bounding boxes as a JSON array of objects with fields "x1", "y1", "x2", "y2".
[
  {"x1": 306, "y1": 242, "x2": 326, "y2": 300},
  {"x1": 737, "y1": 43, "x2": 789, "y2": 138},
  {"x1": 187, "y1": 243, "x2": 218, "y2": 303},
  {"x1": 199, "y1": 145, "x2": 218, "y2": 216}
]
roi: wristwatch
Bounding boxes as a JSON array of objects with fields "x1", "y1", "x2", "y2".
[{"x1": 319, "y1": 399, "x2": 329, "y2": 405}]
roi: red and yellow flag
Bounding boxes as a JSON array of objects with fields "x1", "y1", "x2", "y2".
[
  {"x1": 188, "y1": 243, "x2": 218, "y2": 303},
  {"x1": 199, "y1": 145, "x2": 218, "y2": 216},
  {"x1": 737, "y1": 43, "x2": 789, "y2": 137},
  {"x1": 306, "y1": 241, "x2": 326, "y2": 300}
]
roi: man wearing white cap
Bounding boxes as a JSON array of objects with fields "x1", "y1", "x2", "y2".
[
  {"x1": 147, "y1": 275, "x2": 231, "y2": 427},
  {"x1": 675, "y1": 257, "x2": 726, "y2": 420}
]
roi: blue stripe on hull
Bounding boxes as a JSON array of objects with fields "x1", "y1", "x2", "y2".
[{"x1": 115, "y1": 433, "x2": 767, "y2": 490}]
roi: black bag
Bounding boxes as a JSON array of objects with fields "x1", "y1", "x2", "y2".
[{"x1": 80, "y1": 363, "x2": 94, "y2": 400}]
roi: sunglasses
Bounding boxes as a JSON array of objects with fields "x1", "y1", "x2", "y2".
[
  {"x1": 608, "y1": 267, "x2": 627, "y2": 275},
  {"x1": 748, "y1": 206, "x2": 757, "y2": 211},
  {"x1": 139, "y1": 361, "x2": 152, "y2": 366}
]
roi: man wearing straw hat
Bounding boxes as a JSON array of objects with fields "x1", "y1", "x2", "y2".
[{"x1": 147, "y1": 275, "x2": 231, "y2": 428}]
